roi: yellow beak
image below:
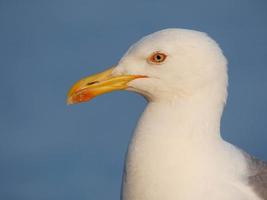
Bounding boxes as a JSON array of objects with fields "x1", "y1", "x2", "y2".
[{"x1": 67, "y1": 67, "x2": 146, "y2": 104}]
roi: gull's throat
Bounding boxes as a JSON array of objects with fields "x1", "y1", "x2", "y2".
[{"x1": 121, "y1": 93, "x2": 260, "y2": 200}]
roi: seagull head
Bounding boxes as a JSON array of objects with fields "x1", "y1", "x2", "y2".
[{"x1": 67, "y1": 29, "x2": 228, "y2": 104}]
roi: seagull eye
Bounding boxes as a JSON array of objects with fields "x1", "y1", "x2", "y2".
[{"x1": 148, "y1": 52, "x2": 167, "y2": 64}]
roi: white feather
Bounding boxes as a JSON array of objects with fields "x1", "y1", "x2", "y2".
[{"x1": 112, "y1": 29, "x2": 261, "y2": 200}]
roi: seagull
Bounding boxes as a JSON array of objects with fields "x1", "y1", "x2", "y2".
[{"x1": 67, "y1": 29, "x2": 267, "y2": 200}]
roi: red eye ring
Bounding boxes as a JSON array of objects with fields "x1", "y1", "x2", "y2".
[{"x1": 148, "y1": 52, "x2": 167, "y2": 64}]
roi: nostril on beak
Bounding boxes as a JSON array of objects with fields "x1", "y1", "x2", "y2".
[{"x1": 86, "y1": 81, "x2": 99, "y2": 86}]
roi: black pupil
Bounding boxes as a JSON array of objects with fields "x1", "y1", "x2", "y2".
[{"x1": 156, "y1": 55, "x2": 162, "y2": 61}]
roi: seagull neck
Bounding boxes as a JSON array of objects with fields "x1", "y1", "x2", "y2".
[
  {"x1": 123, "y1": 89, "x2": 256, "y2": 200},
  {"x1": 136, "y1": 88, "x2": 226, "y2": 141}
]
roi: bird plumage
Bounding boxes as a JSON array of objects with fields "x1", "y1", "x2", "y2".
[
  {"x1": 245, "y1": 152, "x2": 267, "y2": 199},
  {"x1": 68, "y1": 28, "x2": 267, "y2": 200},
  {"x1": 118, "y1": 29, "x2": 267, "y2": 200}
]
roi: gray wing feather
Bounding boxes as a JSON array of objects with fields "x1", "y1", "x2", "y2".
[{"x1": 244, "y1": 152, "x2": 267, "y2": 200}]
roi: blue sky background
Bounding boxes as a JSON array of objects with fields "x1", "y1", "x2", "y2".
[{"x1": 0, "y1": 0, "x2": 267, "y2": 199}]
